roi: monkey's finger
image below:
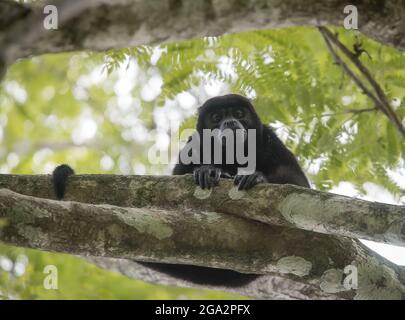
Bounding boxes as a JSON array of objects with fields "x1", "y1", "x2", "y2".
[
  {"x1": 205, "y1": 170, "x2": 211, "y2": 189},
  {"x1": 203, "y1": 170, "x2": 209, "y2": 189},
  {"x1": 199, "y1": 170, "x2": 205, "y2": 189},
  {"x1": 245, "y1": 174, "x2": 258, "y2": 190},
  {"x1": 238, "y1": 175, "x2": 249, "y2": 190},
  {"x1": 193, "y1": 169, "x2": 200, "y2": 186},
  {"x1": 234, "y1": 175, "x2": 242, "y2": 185},
  {"x1": 200, "y1": 169, "x2": 210, "y2": 189}
]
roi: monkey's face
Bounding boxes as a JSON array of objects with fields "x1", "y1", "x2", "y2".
[
  {"x1": 196, "y1": 94, "x2": 263, "y2": 146},
  {"x1": 208, "y1": 106, "x2": 246, "y2": 130},
  {"x1": 202, "y1": 105, "x2": 256, "y2": 142}
]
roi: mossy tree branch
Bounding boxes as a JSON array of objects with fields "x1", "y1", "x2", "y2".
[
  {"x1": 0, "y1": 174, "x2": 405, "y2": 299},
  {"x1": 1, "y1": 174, "x2": 404, "y2": 246}
]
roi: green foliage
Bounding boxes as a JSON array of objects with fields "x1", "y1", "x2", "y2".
[
  {"x1": 1, "y1": 26, "x2": 405, "y2": 299},
  {"x1": 0, "y1": 245, "x2": 245, "y2": 300},
  {"x1": 114, "y1": 27, "x2": 405, "y2": 194}
]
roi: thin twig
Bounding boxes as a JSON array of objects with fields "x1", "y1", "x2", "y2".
[
  {"x1": 318, "y1": 27, "x2": 405, "y2": 140},
  {"x1": 318, "y1": 28, "x2": 385, "y2": 112},
  {"x1": 321, "y1": 28, "x2": 401, "y2": 121}
]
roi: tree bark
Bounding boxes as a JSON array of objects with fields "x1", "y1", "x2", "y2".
[
  {"x1": 0, "y1": 174, "x2": 405, "y2": 299},
  {"x1": 1, "y1": 0, "x2": 405, "y2": 78},
  {"x1": 1, "y1": 174, "x2": 404, "y2": 246}
]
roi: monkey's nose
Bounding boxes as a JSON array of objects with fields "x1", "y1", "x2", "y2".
[{"x1": 223, "y1": 119, "x2": 238, "y2": 129}]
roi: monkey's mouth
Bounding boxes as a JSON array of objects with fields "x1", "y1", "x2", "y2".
[{"x1": 217, "y1": 127, "x2": 247, "y2": 143}]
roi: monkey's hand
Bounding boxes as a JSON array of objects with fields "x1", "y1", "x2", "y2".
[
  {"x1": 234, "y1": 171, "x2": 268, "y2": 190},
  {"x1": 193, "y1": 165, "x2": 225, "y2": 190}
]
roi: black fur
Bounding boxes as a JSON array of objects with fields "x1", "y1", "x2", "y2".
[
  {"x1": 173, "y1": 94, "x2": 310, "y2": 190},
  {"x1": 52, "y1": 94, "x2": 310, "y2": 287},
  {"x1": 53, "y1": 164, "x2": 74, "y2": 200},
  {"x1": 136, "y1": 262, "x2": 259, "y2": 287}
]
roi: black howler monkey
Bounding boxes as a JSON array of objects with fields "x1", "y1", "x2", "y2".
[
  {"x1": 173, "y1": 94, "x2": 310, "y2": 190},
  {"x1": 53, "y1": 94, "x2": 309, "y2": 287}
]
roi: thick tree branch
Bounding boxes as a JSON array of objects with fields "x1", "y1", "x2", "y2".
[
  {"x1": 1, "y1": 0, "x2": 405, "y2": 79},
  {"x1": 0, "y1": 174, "x2": 405, "y2": 299},
  {"x1": 0, "y1": 174, "x2": 404, "y2": 247},
  {"x1": 0, "y1": 185, "x2": 404, "y2": 300}
]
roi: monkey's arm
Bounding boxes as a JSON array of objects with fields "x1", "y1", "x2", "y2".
[
  {"x1": 265, "y1": 165, "x2": 310, "y2": 188},
  {"x1": 261, "y1": 126, "x2": 310, "y2": 188}
]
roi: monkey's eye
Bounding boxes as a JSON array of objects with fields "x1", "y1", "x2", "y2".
[
  {"x1": 233, "y1": 108, "x2": 245, "y2": 119},
  {"x1": 210, "y1": 112, "x2": 222, "y2": 123}
]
